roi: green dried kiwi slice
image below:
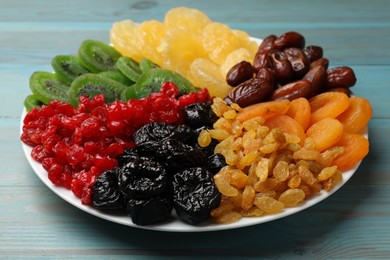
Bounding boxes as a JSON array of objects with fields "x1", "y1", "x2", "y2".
[
  {"x1": 51, "y1": 55, "x2": 90, "y2": 84},
  {"x1": 29, "y1": 71, "x2": 70, "y2": 104},
  {"x1": 120, "y1": 84, "x2": 137, "y2": 101},
  {"x1": 116, "y1": 56, "x2": 142, "y2": 82},
  {"x1": 68, "y1": 74, "x2": 127, "y2": 107},
  {"x1": 24, "y1": 94, "x2": 44, "y2": 111},
  {"x1": 134, "y1": 68, "x2": 196, "y2": 99},
  {"x1": 139, "y1": 58, "x2": 159, "y2": 73},
  {"x1": 98, "y1": 70, "x2": 135, "y2": 86},
  {"x1": 78, "y1": 39, "x2": 122, "y2": 73}
]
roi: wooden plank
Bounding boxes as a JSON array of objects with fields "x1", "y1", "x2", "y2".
[{"x1": 0, "y1": 0, "x2": 389, "y2": 25}]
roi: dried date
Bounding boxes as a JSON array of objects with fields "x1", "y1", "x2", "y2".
[
  {"x1": 226, "y1": 61, "x2": 254, "y2": 87},
  {"x1": 310, "y1": 58, "x2": 329, "y2": 69},
  {"x1": 271, "y1": 80, "x2": 311, "y2": 101},
  {"x1": 269, "y1": 50, "x2": 294, "y2": 85},
  {"x1": 225, "y1": 76, "x2": 273, "y2": 107},
  {"x1": 283, "y1": 47, "x2": 310, "y2": 79},
  {"x1": 326, "y1": 66, "x2": 357, "y2": 89},
  {"x1": 303, "y1": 45, "x2": 323, "y2": 63},
  {"x1": 303, "y1": 65, "x2": 327, "y2": 97},
  {"x1": 273, "y1": 31, "x2": 305, "y2": 50}
]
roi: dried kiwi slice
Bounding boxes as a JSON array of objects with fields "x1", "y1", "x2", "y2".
[
  {"x1": 98, "y1": 70, "x2": 134, "y2": 86},
  {"x1": 78, "y1": 39, "x2": 122, "y2": 73},
  {"x1": 134, "y1": 68, "x2": 196, "y2": 99},
  {"x1": 29, "y1": 71, "x2": 70, "y2": 104},
  {"x1": 120, "y1": 84, "x2": 137, "y2": 101},
  {"x1": 139, "y1": 58, "x2": 159, "y2": 73},
  {"x1": 51, "y1": 55, "x2": 90, "y2": 84},
  {"x1": 68, "y1": 74, "x2": 127, "y2": 106},
  {"x1": 116, "y1": 56, "x2": 142, "y2": 82},
  {"x1": 24, "y1": 94, "x2": 44, "y2": 111}
]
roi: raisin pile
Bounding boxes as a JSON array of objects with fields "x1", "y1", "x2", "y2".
[
  {"x1": 21, "y1": 82, "x2": 210, "y2": 205},
  {"x1": 92, "y1": 102, "x2": 226, "y2": 225}
]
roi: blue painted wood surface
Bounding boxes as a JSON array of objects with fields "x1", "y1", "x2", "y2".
[{"x1": 1, "y1": 0, "x2": 389, "y2": 258}]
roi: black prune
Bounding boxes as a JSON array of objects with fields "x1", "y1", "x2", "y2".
[
  {"x1": 116, "y1": 148, "x2": 140, "y2": 167},
  {"x1": 156, "y1": 139, "x2": 207, "y2": 171},
  {"x1": 173, "y1": 167, "x2": 221, "y2": 225},
  {"x1": 183, "y1": 102, "x2": 218, "y2": 129},
  {"x1": 207, "y1": 153, "x2": 227, "y2": 175},
  {"x1": 133, "y1": 122, "x2": 176, "y2": 154},
  {"x1": 118, "y1": 156, "x2": 169, "y2": 199},
  {"x1": 92, "y1": 167, "x2": 125, "y2": 210},
  {"x1": 170, "y1": 124, "x2": 197, "y2": 145},
  {"x1": 127, "y1": 195, "x2": 173, "y2": 226}
]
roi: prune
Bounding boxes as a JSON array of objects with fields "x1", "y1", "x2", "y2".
[
  {"x1": 182, "y1": 102, "x2": 218, "y2": 129},
  {"x1": 133, "y1": 122, "x2": 176, "y2": 154},
  {"x1": 127, "y1": 195, "x2": 173, "y2": 225},
  {"x1": 118, "y1": 156, "x2": 169, "y2": 199},
  {"x1": 173, "y1": 167, "x2": 221, "y2": 225},
  {"x1": 170, "y1": 124, "x2": 197, "y2": 145},
  {"x1": 156, "y1": 139, "x2": 207, "y2": 171},
  {"x1": 92, "y1": 168, "x2": 125, "y2": 210},
  {"x1": 116, "y1": 148, "x2": 140, "y2": 167},
  {"x1": 207, "y1": 153, "x2": 227, "y2": 175}
]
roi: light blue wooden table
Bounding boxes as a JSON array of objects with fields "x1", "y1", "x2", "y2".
[{"x1": 1, "y1": 0, "x2": 389, "y2": 258}]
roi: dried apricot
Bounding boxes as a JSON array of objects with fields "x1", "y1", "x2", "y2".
[
  {"x1": 332, "y1": 133, "x2": 369, "y2": 171},
  {"x1": 264, "y1": 115, "x2": 306, "y2": 145},
  {"x1": 286, "y1": 97, "x2": 311, "y2": 131},
  {"x1": 309, "y1": 92, "x2": 350, "y2": 124},
  {"x1": 306, "y1": 117, "x2": 343, "y2": 152},
  {"x1": 337, "y1": 96, "x2": 373, "y2": 133},
  {"x1": 235, "y1": 99, "x2": 291, "y2": 122}
]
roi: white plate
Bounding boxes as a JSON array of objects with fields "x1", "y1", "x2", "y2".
[
  {"x1": 20, "y1": 37, "x2": 368, "y2": 232},
  {"x1": 20, "y1": 109, "x2": 367, "y2": 232}
]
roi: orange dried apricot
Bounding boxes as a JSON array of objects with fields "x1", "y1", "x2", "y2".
[
  {"x1": 264, "y1": 114, "x2": 306, "y2": 145},
  {"x1": 286, "y1": 97, "x2": 311, "y2": 130},
  {"x1": 309, "y1": 92, "x2": 350, "y2": 124},
  {"x1": 337, "y1": 96, "x2": 373, "y2": 133},
  {"x1": 332, "y1": 133, "x2": 369, "y2": 171},
  {"x1": 235, "y1": 99, "x2": 290, "y2": 122},
  {"x1": 306, "y1": 117, "x2": 344, "y2": 152}
]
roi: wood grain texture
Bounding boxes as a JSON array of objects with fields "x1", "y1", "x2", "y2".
[{"x1": 1, "y1": 0, "x2": 389, "y2": 258}]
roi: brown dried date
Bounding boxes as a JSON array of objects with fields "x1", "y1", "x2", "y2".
[
  {"x1": 273, "y1": 31, "x2": 305, "y2": 50},
  {"x1": 258, "y1": 34, "x2": 277, "y2": 52},
  {"x1": 303, "y1": 45, "x2": 323, "y2": 63},
  {"x1": 283, "y1": 47, "x2": 310, "y2": 79},
  {"x1": 326, "y1": 66, "x2": 357, "y2": 89},
  {"x1": 269, "y1": 50, "x2": 294, "y2": 85},
  {"x1": 224, "y1": 76, "x2": 273, "y2": 107},
  {"x1": 226, "y1": 61, "x2": 254, "y2": 87},
  {"x1": 310, "y1": 58, "x2": 329, "y2": 69},
  {"x1": 253, "y1": 50, "x2": 271, "y2": 72},
  {"x1": 303, "y1": 65, "x2": 327, "y2": 97},
  {"x1": 256, "y1": 67, "x2": 275, "y2": 84},
  {"x1": 271, "y1": 80, "x2": 311, "y2": 101}
]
